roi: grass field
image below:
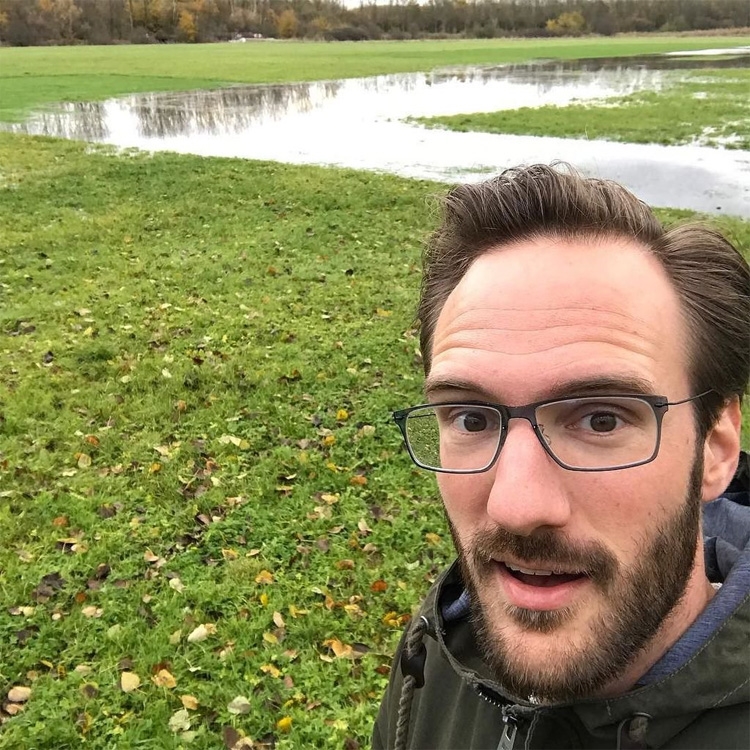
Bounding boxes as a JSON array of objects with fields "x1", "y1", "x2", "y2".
[
  {"x1": 2, "y1": 35, "x2": 750, "y2": 121},
  {"x1": 1, "y1": 131, "x2": 749, "y2": 748},
  {"x1": 416, "y1": 67, "x2": 750, "y2": 149}
]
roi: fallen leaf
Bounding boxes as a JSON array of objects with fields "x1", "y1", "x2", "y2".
[
  {"x1": 254, "y1": 569, "x2": 274, "y2": 585},
  {"x1": 52, "y1": 516, "x2": 68, "y2": 527},
  {"x1": 8, "y1": 606, "x2": 35, "y2": 617},
  {"x1": 336, "y1": 408, "x2": 349, "y2": 421},
  {"x1": 168, "y1": 577, "x2": 185, "y2": 593},
  {"x1": 168, "y1": 708, "x2": 191, "y2": 733},
  {"x1": 120, "y1": 672, "x2": 141, "y2": 693},
  {"x1": 152, "y1": 669, "x2": 177, "y2": 688},
  {"x1": 227, "y1": 695, "x2": 251, "y2": 715},
  {"x1": 425, "y1": 532, "x2": 442, "y2": 546},
  {"x1": 168, "y1": 629, "x2": 182, "y2": 645},
  {"x1": 350, "y1": 475, "x2": 367, "y2": 487},
  {"x1": 81, "y1": 606, "x2": 103, "y2": 618},
  {"x1": 7, "y1": 686, "x2": 31, "y2": 703},
  {"x1": 262, "y1": 631, "x2": 279, "y2": 645},
  {"x1": 370, "y1": 580, "x2": 388, "y2": 593},
  {"x1": 260, "y1": 663, "x2": 282, "y2": 679},
  {"x1": 76, "y1": 453, "x2": 92, "y2": 468},
  {"x1": 187, "y1": 623, "x2": 216, "y2": 643},
  {"x1": 323, "y1": 638, "x2": 354, "y2": 659},
  {"x1": 276, "y1": 716, "x2": 293, "y2": 733},
  {"x1": 181, "y1": 694, "x2": 199, "y2": 710}
]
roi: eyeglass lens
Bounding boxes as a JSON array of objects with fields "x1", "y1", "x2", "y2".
[{"x1": 403, "y1": 397, "x2": 659, "y2": 471}]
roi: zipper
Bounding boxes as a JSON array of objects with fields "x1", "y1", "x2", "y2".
[{"x1": 497, "y1": 715, "x2": 518, "y2": 750}]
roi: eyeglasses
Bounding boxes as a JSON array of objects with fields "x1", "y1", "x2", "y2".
[{"x1": 392, "y1": 392, "x2": 711, "y2": 473}]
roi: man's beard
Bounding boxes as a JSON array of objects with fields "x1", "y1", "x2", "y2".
[{"x1": 451, "y1": 456, "x2": 703, "y2": 704}]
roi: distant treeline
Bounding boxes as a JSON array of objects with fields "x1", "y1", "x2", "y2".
[{"x1": 1, "y1": 0, "x2": 749, "y2": 46}]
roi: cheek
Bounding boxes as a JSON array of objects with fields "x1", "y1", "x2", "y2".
[{"x1": 437, "y1": 473, "x2": 494, "y2": 528}]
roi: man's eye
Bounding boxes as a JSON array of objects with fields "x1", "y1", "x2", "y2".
[
  {"x1": 581, "y1": 412, "x2": 622, "y2": 433},
  {"x1": 452, "y1": 411, "x2": 490, "y2": 432}
]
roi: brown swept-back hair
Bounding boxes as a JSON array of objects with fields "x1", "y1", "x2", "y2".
[{"x1": 417, "y1": 164, "x2": 750, "y2": 438}]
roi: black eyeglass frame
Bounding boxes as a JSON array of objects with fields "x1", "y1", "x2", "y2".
[{"x1": 392, "y1": 391, "x2": 712, "y2": 474}]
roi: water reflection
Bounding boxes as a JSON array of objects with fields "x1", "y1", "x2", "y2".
[
  {"x1": 10, "y1": 60, "x2": 674, "y2": 142},
  {"x1": 6, "y1": 52, "x2": 750, "y2": 217}
]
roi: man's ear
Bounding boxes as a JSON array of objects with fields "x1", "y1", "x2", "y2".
[{"x1": 701, "y1": 397, "x2": 742, "y2": 503}]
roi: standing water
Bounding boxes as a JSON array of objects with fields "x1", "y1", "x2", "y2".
[{"x1": 7, "y1": 51, "x2": 750, "y2": 216}]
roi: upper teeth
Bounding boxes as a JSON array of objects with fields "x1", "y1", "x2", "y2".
[{"x1": 507, "y1": 563, "x2": 571, "y2": 576}]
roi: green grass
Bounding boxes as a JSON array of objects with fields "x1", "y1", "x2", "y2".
[
  {"x1": 2, "y1": 36, "x2": 750, "y2": 121},
  {"x1": 416, "y1": 67, "x2": 750, "y2": 149},
  {"x1": 0, "y1": 132, "x2": 748, "y2": 748}
]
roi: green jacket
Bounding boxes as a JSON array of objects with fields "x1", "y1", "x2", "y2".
[{"x1": 373, "y1": 455, "x2": 750, "y2": 750}]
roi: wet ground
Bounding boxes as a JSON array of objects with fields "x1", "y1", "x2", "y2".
[{"x1": 7, "y1": 48, "x2": 750, "y2": 216}]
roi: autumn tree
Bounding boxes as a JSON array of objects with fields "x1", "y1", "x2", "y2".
[{"x1": 276, "y1": 7, "x2": 298, "y2": 37}]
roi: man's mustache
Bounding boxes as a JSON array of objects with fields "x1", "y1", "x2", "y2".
[{"x1": 468, "y1": 526, "x2": 618, "y2": 588}]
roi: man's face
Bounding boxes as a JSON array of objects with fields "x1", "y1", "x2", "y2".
[{"x1": 428, "y1": 235, "x2": 707, "y2": 702}]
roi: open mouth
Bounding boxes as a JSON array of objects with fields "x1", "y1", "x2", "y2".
[{"x1": 499, "y1": 561, "x2": 588, "y2": 588}]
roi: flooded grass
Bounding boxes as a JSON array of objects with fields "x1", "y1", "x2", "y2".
[
  {"x1": 0, "y1": 132, "x2": 748, "y2": 747},
  {"x1": 416, "y1": 68, "x2": 750, "y2": 149},
  {"x1": 2, "y1": 35, "x2": 750, "y2": 122}
]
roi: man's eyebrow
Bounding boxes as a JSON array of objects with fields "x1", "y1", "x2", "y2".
[
  {"x1": 424, "y1": 377, "x2": 488, "y2": 400},
  {"x1": 543, "y1": 375, "x2": 658, "y2": 400},
  {"x1": 424, "y1": 375, "x2": 658, "y2": 403}
]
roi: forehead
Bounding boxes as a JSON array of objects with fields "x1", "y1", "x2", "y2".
[{"x1": 429, "y1": 235, "x2": 689, "y2": 400}]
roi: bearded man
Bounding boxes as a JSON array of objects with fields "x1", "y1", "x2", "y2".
[{"x1": 373, "y1": 165, "x2": 750, "y2": 750}]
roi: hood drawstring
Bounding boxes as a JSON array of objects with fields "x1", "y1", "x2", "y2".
[
  {"x1": 394, "y1": 615, "x2": 429, "y2": 750},
  {"x1": 616, "y1": 713, "x2": 651, "y2": 750}
]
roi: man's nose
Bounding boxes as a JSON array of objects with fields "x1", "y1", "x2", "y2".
[{"x1": 485, "y1": 419, "x2": 572, "y2": 536}]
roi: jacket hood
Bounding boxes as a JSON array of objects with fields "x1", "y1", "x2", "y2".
[{"x1": 422, "y1": 451, "x2": 750, "y2": 747}]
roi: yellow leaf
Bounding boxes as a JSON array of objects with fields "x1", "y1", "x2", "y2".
[
  {"x1": 152, "y1": 669, "x2": 177, "y2": 689},
  {"x1": 276, "y1": 716, "x2": 293, "y2": 734},
  {"x1": 260, "y1": 663, "x2": 282, "y2": 679},
  {"x1": 336, "y1": 408, "x2": 349, "y2": 421},
  {"x1": 255, "y1": 569, "x2": 274, "y2": 585},
  {"x1": 320, "y1": 493, "x2": 339, "y2": 505},
  {"x1": 81, "y1": 606, "x2": 103, "y2": 618},
  {"x1": 425, "y1": 532, "x2": 442, "y2": 546},
  {"x1": 149, "y1": 462, "x2": 162, "y2": 474},
  {"x1": 272, "y1": 611, "x2": 286, "y2": 629},
  {"x1": 263, "y1": 631, "x2": 279, "y2": 645},
  {"x1": 323, "y1": 638, "x2": 354, "y2": 659},
  {"x1": 120, "y1": 672, "x2": 141, "y2": 693},
  {"x1": 180, "y1": 694, "x2": 199, "y2": 710},
  {"x1": 259, "y1": 592, "x2": 269, "y2": 607},
  {"x1": 76, "y1": 453, "x2": 92, "y2": 468},
  {"x1": 322, "y1": 435, "x2": 335, "y2": 446},
  {"x1": 350, "y1": 475, "x2": 367, "y2": 486}
]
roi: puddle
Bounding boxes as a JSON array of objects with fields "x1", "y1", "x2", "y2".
[{"x1": 7, "y1": 52, "x2": 750, "y2": 217}]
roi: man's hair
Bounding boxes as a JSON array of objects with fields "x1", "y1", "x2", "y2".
[{"x1": 418, "y1": 163, "x2": 750, "y2": 438}]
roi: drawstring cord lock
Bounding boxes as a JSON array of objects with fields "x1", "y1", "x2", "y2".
[{"x1": 617, "y1": 713, "x2": 651, "y2": 750}]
